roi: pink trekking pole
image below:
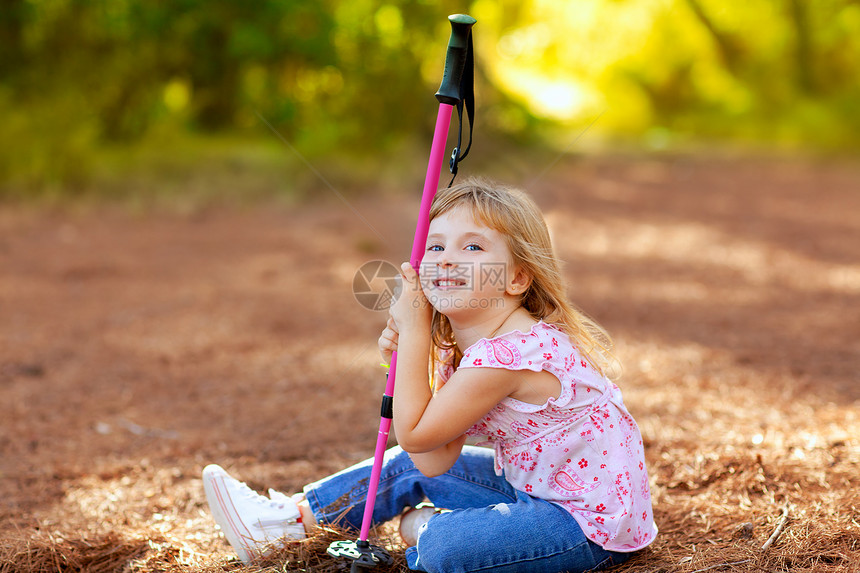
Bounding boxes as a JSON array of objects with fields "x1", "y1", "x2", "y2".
[{"x1": 328, "y1": 14, "x2": 476, "y2": 571}]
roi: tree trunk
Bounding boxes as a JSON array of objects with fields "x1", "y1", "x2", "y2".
[
  {"x1": 787, "y1": 0, "x2": 816, "y2": 94},
  {"x1": 0, "y1": 0, "x2": 26, "y2": 76}
]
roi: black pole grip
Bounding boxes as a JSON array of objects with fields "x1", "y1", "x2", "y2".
[{"x1": 435, "y1": 14, "x2": 476, "y2": 105}]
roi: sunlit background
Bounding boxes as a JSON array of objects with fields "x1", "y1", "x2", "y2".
[
  {"x1": 2, "y1": 4, "x2": 860, "y2": 571},
  {"x1": 1, "y1": 0, "x2": 858, "y2": 199}
]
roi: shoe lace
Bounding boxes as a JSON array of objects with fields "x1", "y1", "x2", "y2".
[{"x1": 234, "y1": 481, "x2": 300, "y2": 528}]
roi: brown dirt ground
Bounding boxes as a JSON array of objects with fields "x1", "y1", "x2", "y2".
[{"x1": 1, "y1": 155, "x2": 859, "y2": 572}]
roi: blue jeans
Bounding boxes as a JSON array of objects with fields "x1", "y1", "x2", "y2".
[{"x1": 304, "y1": 446, "x2": 631, "y2": 573}]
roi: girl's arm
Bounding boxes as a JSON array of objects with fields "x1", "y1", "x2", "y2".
[
  {"x1": 390, "y1": 263, "x2": 519, "y2": 457},
  {"x1": 379, "y1": 311, "x2": 467, "y2": 476},
  {"x1": 407, "y1": 434, "x2": 468, "y2": 477}
]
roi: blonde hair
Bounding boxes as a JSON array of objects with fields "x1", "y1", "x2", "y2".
[{"x1": 429, "y1": 177, "x2": 618, "y2": 379}]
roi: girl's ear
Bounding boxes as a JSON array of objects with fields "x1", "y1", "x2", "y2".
[{"x1": 507, "y1": 266, "x2": 532, "y2": 296}]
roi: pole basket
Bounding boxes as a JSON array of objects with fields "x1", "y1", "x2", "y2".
[{"x1": 327, "y1": 539, "x2": 393, "y2": 571}]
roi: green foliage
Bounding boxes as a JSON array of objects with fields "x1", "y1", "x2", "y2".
[
  {"x1": 477, "y1": 0, "x2": 860, "y2": 148},
  {"x1": 1, "y1": 0, "x2": 859, "y2": 196}
]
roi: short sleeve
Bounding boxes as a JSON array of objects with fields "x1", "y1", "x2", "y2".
[
  {"x1": 459, "y1": 322, "x2": 581, "y2": 412},
  {"x1": 459, "y1": 325, "x2": 554, "y2": 373}
]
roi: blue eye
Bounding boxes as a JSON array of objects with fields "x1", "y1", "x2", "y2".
[
  {"x1": 427, "y1": 245, "x2": 443, "y2": 252},
  {"x1": 465, "y1": 244, "x2": 483, "y2": 251}
]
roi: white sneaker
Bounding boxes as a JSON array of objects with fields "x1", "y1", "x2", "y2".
[{"x1": 202, "y1": 464, "x2": 306, "y2": 564}]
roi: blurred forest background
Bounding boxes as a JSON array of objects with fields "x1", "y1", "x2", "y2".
[{"x1": 1, "y1": 0, "x2": 859, "y2": 202}]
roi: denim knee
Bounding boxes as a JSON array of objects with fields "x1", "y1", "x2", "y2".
[
  {"x1": 406, "y1": 513, "x2": 455, "y2": 572},
  {"x1": 407, "y1": 511, "x2": 515, "y2": 573},
  {"x1": 404, "y1": 501, "x2": 621, "y2": 573}
]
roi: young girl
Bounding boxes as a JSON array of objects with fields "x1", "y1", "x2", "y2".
[{"x1": 202, "y1": 178, "x2": 657, "y2": 572}]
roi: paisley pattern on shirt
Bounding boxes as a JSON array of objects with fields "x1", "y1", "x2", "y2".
[{"x1": 448, "y1": 321, "x2": 658, "y2": 552}]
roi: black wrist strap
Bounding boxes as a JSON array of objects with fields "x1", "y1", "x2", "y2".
[{"x1": 448, "y1": 32, "x2": 475, "y2": 187}]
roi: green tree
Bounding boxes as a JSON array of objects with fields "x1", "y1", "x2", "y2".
[{"x1": 2, "y1": 0, "x2": 859, "y2": 194}]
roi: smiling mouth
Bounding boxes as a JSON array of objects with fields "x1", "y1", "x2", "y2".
[{"x1": 433, "y1": 278, "x2": 467, "y2": 288}]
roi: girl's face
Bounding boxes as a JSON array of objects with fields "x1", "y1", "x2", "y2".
[{"x1": 421, "y1": 206, "x2": 522, "y2": 317}]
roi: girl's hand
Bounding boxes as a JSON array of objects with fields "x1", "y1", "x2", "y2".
[
  {"x1": 389, "y1": 262, "x2": 432, "y2": 333},
  {"x1": 378, "y1": 317, "x2": 399, "y2": 365}
]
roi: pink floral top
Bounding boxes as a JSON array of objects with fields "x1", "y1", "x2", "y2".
[{"x1": 443, "y1": 321, "x2": 657, "y2": 552}]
